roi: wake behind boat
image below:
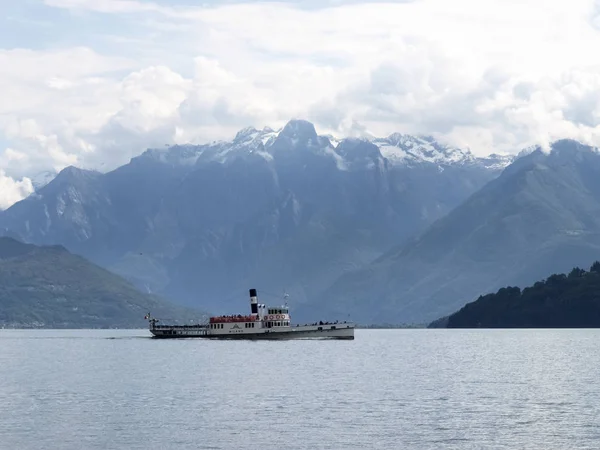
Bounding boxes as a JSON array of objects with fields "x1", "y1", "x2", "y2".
[{"x1": 146, "y1": 289, "x2": 354, "y2": 340}]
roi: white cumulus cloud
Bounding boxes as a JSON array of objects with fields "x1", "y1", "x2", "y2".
[
  {"x1": 0, "y1": 170, "x2": 34, "y2": 210},
  {"x1": 1, "y1": 0, "x2": 600, "y2": 210}
]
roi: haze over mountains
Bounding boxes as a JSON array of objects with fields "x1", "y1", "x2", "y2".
[{"x1": 0, "y1": 120, "x2": 513, "y2": 319}]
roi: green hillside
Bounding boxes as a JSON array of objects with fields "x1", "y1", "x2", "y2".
[
  {"x1": 436, "y1": 261, "x2": 600, "y2": 328},
  {"x1": 0, "y1": 237, "x2": 202, "y2": 328}
]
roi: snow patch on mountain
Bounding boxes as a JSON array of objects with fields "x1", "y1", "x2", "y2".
[
  {"x1": 477, "y1": 153, "x2": 515, "y2": 170},
  {"x1": 324, "y1": 135, "x2": 341, "y2": 148},
  {"x1": 372, "y1": 133, "x2": 475, "y2": 166},
  {"x1": 323, "y1": 145, "x2": 348, "y2": 171}
]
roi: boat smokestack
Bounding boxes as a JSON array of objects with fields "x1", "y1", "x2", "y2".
[{"x1": 249, "y1": 288, "x2": 258, "y2": 315}]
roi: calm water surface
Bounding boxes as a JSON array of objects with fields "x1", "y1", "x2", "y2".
[{"x1": 1, "y1": 329, "x2": 599, "y2": 449}]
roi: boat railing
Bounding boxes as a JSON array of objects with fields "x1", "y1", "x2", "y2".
[{"x1": 152, "y1": 324, "x2": 209, "y2": 330}]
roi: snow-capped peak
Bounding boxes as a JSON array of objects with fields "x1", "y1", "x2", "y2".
[
  {"x1": 31, "y1": 170, "x2": 57, "y2": 191},
  {"x1": 372, "y1": 133, "x2": 475, "y2": 166},
  {"x1": 233, "y1": 126, "x2": 260, "y2": 142},
  {"x1": 230, "y1": 127, "x2": 279, "y2": 155}
]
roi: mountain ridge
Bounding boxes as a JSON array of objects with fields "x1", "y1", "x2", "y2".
[{"x1": 135, "y1": 119, "x2": 514, "y2": 172}]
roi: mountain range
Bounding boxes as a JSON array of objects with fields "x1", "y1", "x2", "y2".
[
  {"x1": 5, "y1": 121, "x2": 599, "y2": 326},
  {"x1": 0, "y1": 120, "x2": 512, "y2": 318}
]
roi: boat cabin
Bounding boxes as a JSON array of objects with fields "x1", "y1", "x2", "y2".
[{"x1": 263, "y1": 306, "x2": 290, "y2": 328}]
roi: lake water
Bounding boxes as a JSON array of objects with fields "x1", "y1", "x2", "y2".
[{"x1": 1, "y1": 329, "x2": 599, "y2": 449}]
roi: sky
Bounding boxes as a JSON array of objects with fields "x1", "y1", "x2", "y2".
[{"x1": 2, "y1": 0, "x2": 600, "y2": 208}]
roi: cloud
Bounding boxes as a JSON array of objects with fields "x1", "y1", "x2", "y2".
[
  {"x1": 2, "y1": 0, "x2": 600, "y2": 208},
  {"x1": 43, "y1": 0, "x2": 169, "y2": 14},
  {"x1": 0, "y1": 170, "x2": 34, "y2": 210}
]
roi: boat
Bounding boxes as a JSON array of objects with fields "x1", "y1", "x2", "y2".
[{"x1": 145, "y1": 289, "x2": 354, "y2": 340}]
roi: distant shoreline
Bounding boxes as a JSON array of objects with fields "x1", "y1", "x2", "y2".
[
  {"x1": 0, "y1": 324, "x2": 427, "y2": 330},
  {"x1": 356, "y1": 324, "x2": 427, "y2": 329}
]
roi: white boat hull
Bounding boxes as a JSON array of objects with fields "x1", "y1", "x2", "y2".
[{"x1": 149, "y1": 323, "x2": 354, "y2": 340}]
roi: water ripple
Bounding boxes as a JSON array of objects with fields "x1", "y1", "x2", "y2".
[{"x1": 1, "y1": 329, "x2": 600, "y2": 449}]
